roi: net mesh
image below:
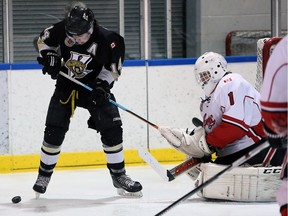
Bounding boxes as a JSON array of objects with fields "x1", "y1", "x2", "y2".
[
  {"x1": 226, "y1": 30, "x2": 287, "y2": 56},
  {"x1": 255, "y1": 37, "x2": 283, "y2": 91}
]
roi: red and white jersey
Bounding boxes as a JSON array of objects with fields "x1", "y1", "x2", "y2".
[
  {"x1": 200, "y1": 73, "x2": 265, "y2": 157},
  {"x1": 260, "y1": 36, "x2": 288, "y2": 136}
]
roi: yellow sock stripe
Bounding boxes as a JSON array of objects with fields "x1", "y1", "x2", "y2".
[{"x1": 0, "y1": 148, "x2": 186, "y2": 173}]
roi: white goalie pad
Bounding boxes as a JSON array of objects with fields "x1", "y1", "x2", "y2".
[{"x1": 196, "y1": 163, "x2": 282, "y2": 202}]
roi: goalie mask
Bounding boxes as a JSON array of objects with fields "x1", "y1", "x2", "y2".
[
  {"x1": 65, "y1": 6, "x2": 94, "y2": 36},
  {"x1": 194, "y1": 52, "x2": 227, "y2": 96}
]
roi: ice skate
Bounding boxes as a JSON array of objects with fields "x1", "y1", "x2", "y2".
[
  {"x1": 33, "y1": 174, "x2": 51, "y2": 199},
  {"x1": 111, "y1": 173, "x2": 143, "y2": 198}
]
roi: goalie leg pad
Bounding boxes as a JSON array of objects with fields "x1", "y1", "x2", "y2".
[{"x1": 197, "y1": 163, "x2": 282, "y2": 202}]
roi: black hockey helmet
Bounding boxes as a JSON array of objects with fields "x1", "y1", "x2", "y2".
[{"x1": 65, "y1": 6, "x2": 94, "y2": 36}]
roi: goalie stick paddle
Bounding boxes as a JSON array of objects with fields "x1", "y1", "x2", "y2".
[
  {"x1": 155, "y1": 139, "x2": 270, "y2": 216},
  {"x1": 59, "y1": 71, "x2": 159, "y2": 129},
  {"x1": 138, "y1": 148, "x2": 204, "y2": 181},
  {"x1": 138, "y1": 117, "x2": 204, "y2": 181}
]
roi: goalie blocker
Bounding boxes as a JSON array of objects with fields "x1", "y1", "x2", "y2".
[{"x1": 196, "y1": 163, "x2": 282, "y2": 202}]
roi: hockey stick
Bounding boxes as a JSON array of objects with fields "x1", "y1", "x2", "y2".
[
  {"x1": 60, "y1": 72, "x2": 205, "y2": 179},
  {"x1": 262, "y1": 147, "x2": 276, "y2": 167},
  {"x1": 59, "y1": 71, "x2": 159, "y2": 129},
  {"x1": 138, "y1": 117, "x2": 205, "y2": 181},
  {"x1": 155, "y1": 139, "x2": 270, "y2": 216},
  {"x1": 280, "y1": 150, "x2": 288, "y2": 179},
  {"x1": 138, "y1": 148, "x2": 204, "y2": 181}
]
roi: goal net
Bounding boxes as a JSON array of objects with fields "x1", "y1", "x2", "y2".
[
  {"x1": 255, "y1": 37, "x2": 283, "y2": 91},
  {"x1": 225, "y1": 30, "x2": 287, "y2": 56}
]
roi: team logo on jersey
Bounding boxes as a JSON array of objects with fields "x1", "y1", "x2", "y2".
[
  {"x1": 65, "y1": 52, "x2": 92, "y2": 78},
  {"x1": 203, "y1": 113, "x2": 216, "y2": 130}
]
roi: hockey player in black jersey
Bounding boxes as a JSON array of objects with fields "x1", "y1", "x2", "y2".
[{"x1": 33, "y1": 5, "x2": 142, "y2": 197}]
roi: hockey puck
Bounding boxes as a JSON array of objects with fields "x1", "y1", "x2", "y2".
[{"x1": 12, "y1": 196, "x2": 21, "y2": 204}]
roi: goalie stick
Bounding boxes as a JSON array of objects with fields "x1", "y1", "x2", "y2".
[
  {"x1": 155, "y1": 138, "x2": 270, "y2": 216},
  {"x1": 138, "y1": 117, "x2": 205, "y2": 181},
  {"x1": 138, "y1": 148, "x2": 204, "y2": 181}
]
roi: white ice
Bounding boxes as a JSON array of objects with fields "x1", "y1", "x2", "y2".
[{"x1": 0, "y1": 165, "x2": 279, "y2": 216}]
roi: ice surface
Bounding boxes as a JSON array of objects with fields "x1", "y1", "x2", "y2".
[{"x1": 0, "y1": 165, "x2": 279, "y2": 216}]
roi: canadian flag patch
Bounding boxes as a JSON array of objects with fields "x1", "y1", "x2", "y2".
[{"x1": 110, "y1": 42, "x2": 116, "y2": 48}]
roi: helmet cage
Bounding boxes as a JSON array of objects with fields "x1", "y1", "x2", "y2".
[{"x1": 196, "y1": 70, "x2": 212, "y2": 87}]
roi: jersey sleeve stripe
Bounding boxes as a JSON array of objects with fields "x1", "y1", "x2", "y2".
[
  {"x1": 222, "y1": 115, "x2": 249, "y2": 132},
  {"x1": 222, "y1": 115, "x2": 265, "y2": 142},
  {"x1": 261, "y1": 101, "x2": 288, "y2": 112}
]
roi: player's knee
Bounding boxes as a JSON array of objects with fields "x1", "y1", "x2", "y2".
[
  {"x1": 44, "y1": 126, "x2": 67, "y2": 146},
  {"x1": 100, "y1": 126, "x2": 123, "y2": 146}
]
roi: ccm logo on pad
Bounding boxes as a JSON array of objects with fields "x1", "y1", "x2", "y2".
[{"x1": 263, "y1": 168, "x2": 282, "y2": 174}]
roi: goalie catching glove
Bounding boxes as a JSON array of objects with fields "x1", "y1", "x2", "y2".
[{"x1": 159, "y1": 126, "x2": 214, "y2": 158}]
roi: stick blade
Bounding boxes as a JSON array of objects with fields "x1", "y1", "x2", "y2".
[{"x1": 138, "y1": 148, "x2": 174, "y2": 181}]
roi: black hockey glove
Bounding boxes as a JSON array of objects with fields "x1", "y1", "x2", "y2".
[
  {"x1": 89, "y1": 79, "x2": 111, "y2": 105},
  {"x1": 264, "y1": 124, "x2": 287, "y2": 149},
  {"x1": 37, "y1": 51, "x2": 61, "y2": 80}
]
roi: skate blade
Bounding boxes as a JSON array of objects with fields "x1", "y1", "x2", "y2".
[
  {"x1": 35, "y1": 192, "x2": 41, "y2": 199},
  {"x1": 116, "y1": 188, "x2": 143, "y2": 198}
]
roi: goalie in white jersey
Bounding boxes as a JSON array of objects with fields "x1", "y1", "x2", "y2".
[{"x1": 161, "y1": 52, "x2": 285, "y2": 202}]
